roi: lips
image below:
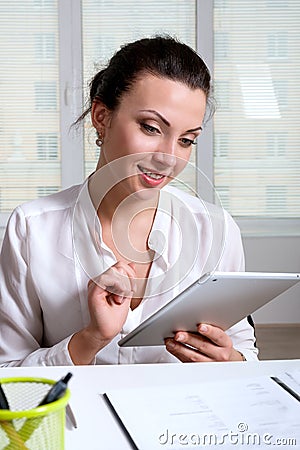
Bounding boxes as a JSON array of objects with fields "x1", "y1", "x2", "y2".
[
  {"x1": 138, "y1": 165, "x2": 164, "y2": 179},
  {"x1": 137, "y1": 164, "x2": 167, "y2": 186}
]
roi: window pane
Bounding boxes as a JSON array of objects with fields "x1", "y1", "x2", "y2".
[
  {"x1": 267, "y1": 32, "x2": 288, "y2": 58},
  {"x1": 213, "y1": 0, "x2": 300, "y2": 220},
  {"x1": 37, "y1": 133, "x2": 58, "y2": 160},
  {"x1": 35, "y1": 33, "x2": 56, "y2": 61},
  {"x1": 81, "y1": 0, "x2": 197, "y2": 193},
  {"x1": 35, "y1": 82, "x2": 57, "y2": 110},
  {"x1": 37, "y1": 186, "x2": 59, "y2": 197},
  {"x1": 0, "y1": 1, "x2": 60, "y2": 213}
]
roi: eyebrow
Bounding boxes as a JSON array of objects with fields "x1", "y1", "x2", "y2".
[
  {"x1": 139, "y1": 109, "x2": 202, "y2": 133},
  {"x1": 187, "y1": 125, "x2": 203, "y2": 133}
]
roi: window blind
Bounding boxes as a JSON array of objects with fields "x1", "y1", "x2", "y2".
[
  {"x1": 1, "y1": 1, "x2": 299, "y2": 238},
  {"x1": 81, "y1": 0, "x2": 197, "y2": 193},
  {"x1": 213, "y1": 0, "x2": 300, "y2": 220},
  {"x1": 0, "y1": 1, "x2": 60, "y2": 214}
]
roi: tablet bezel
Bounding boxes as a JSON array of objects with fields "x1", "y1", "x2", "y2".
[{"x1": 118, "y1": 271, "x2": 300, "y2": 347}]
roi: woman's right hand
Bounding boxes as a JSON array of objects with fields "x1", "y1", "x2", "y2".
[
  {"x1": 69, "y1": 261, "x2": 136, "y2": 365},
  {"x1": 86, "y1": 261, "x2": 136, "y2": 341}
]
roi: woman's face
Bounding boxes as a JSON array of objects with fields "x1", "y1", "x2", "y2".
[{"x1": 92, "y1": 74, "x2": 207, "y2": 198}]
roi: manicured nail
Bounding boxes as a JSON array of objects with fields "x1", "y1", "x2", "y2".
[
  {"x1": 199, "y1": 324, "x2": 208, "y2": 333},
  {"x1": 175, "y1": 333, "x2": 185, "y2": 342},
  {"x1": 165, "y1": 340, "x2": 175, "y2": 349}
]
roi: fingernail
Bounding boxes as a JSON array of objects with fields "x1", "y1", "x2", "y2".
[
  {"x1": 165, "y1": 339, "x2": 175, "y2": 349},
  {"x1": 199, "y1": 324, "x2": 208, "y2": 333},
  {"x1": 115, "y1": 295, "x2": 124, "y2": 304},
  {"x1": 175, "y1": 333, "x2": 185, "y2": 342}
]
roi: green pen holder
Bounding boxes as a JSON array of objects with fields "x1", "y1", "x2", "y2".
[{"x1": 0, "y1": 377, "x2": 71, "y2": 450}]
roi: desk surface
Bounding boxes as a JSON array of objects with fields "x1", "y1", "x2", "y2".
[{"x1": 1, "y1": 360, "x2": 300, "y2": 450}]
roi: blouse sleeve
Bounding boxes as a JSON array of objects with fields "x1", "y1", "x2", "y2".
[{"x1": 0, "y1": 207, "x2": 75, "y2": 367}]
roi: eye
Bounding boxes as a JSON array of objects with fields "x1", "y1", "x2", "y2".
[
  {"x1": 179, "y1": 138, "x2": 197, "y2": 148},
  {"x1": 141, "y1": 123, "x2": 160, "y2": 135}
]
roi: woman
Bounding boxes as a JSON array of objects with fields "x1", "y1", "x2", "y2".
[{"x1": 0, "y1": 36, "x2": 258, "y2": 366}]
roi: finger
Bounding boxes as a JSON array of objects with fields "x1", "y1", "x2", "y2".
[
  {"x1": 114, "y1": 261, "x2": 136, "y2": 279},
  {"x1": 112, "y1": 262, "x2": 137, "y2": 292},
  {"x1": 106, "y1": 294, "x2": 131, "y2": 306},
  {"x1": 165, "y1": 338, "x2": 213, "y2": 363},
  {"x1": 173, "y1": 331, "x2": 219, "y2": 359},
  {"x1": 128, "y1": 262, "x2": 136, "y2": 272},
  {"x1": 173, "y1": 331, "x2": 232, "y2": 361},
  {"x1": 96, "y1": 268, "x2": 132, "y2": 297},
  {"x1": 88, "y1": 278, "x2": 105, "y2": 295},
  {"x1": 107, "y1": 291, "x2": 134, "y2": 306},
  {"x1": 88, "y1": 275, "x2": 131, "y2": 306},
  {"x1": 107, "y1": 294, "x2": 123, "y2": 305},
  {"x1": 197, "y1": 324, "x2": 232, "y2": 348}
]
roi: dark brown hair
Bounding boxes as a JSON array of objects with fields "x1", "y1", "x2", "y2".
[{"x1": 75, "y1": 35, "x2": 213, "y2": 125}]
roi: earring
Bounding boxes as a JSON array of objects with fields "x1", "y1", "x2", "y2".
[
  {"x1": 95, "y1": 137, "x2": 103, "y2": 147},
  {"x1": 95, "y1": 130, "x2": 104, "y2": 147}
]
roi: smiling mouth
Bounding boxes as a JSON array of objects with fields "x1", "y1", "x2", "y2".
[{"x1": 137, "y1": 164, "x2": 165, "y2": 180}]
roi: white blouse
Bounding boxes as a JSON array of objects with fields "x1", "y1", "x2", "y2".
[{"x1": 0, "y1": 181, "x2": 258, "y2": 366}]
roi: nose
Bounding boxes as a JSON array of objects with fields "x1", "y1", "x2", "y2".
[
  {"x1": 152, "y1": 152, "x2": 176, "y2": 169},
  {"x1": 152, "y1": 140, "x2": 177, "y2": 169}
]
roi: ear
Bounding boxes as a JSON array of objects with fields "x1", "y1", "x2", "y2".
[{"x1": 91, "y1": 100, "x2": 112, "y2": 131}]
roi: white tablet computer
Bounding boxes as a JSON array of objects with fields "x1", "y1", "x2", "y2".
[{"x1": 118, "y1": 271, "x2": 300, "y2": 347}]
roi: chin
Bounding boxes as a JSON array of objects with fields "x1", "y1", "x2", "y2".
[{"x1": 131, "y1": 186, "x2": 161, "y2": 202}]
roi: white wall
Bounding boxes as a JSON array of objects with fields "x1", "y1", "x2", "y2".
[{"x1": 243, "y1": 236, "x2": 300, "y2": 324}]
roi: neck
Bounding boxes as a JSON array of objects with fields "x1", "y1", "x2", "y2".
[
  {"x1": 101, "y1": 190, "x2": 158, "y2": 223},
  {"x1": 89, "y1": 164, "x2": 159, "y2": 223}
]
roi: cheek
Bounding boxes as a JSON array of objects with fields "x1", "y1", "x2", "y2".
[
  {"x1": 107, "y1": 127, "x2": 147, "y2": 155},
  {"x1": 103, "y1": 129, "x2": 131, "y2": 160},
  {"x1": 174, "y1": 151, "x2": 192, "y2": 174}
]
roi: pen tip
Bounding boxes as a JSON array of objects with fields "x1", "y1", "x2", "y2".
[{"x1": 62, "y1": 372, "x2": 73, "y2": 384}]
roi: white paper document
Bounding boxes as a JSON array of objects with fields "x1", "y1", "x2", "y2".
[
  {"x1": 277, "y1": 370, "x2": 300, "y2": 397},
  {"x1": 103, "y1": 374, "x2": 300, "y2": 450}
]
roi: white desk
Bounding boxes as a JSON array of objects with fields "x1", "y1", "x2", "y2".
[{"x1": 1, "y1": 360, "x2": 300, "y2": 450}]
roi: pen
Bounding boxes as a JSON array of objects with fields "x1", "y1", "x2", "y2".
[
  {"x1": 66, "y1": 403, "x2": 78, "y2": 429},
  {"x1": 38, "y1": 372, "x2": 73, "y2": 406},
  {"x1": 18, "y1": 372, "x2": 73, "y2": 441},
  {"x1": 271, "y1": 376, "x2": 300, "y2": 402},
  {"x1": 0, "y1": 384, "x2": 9, "y2": 410}
]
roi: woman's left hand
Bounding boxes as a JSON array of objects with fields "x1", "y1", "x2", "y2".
[{"x1": 165, "y1": 323, "x2": 244, "y2": 362}]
